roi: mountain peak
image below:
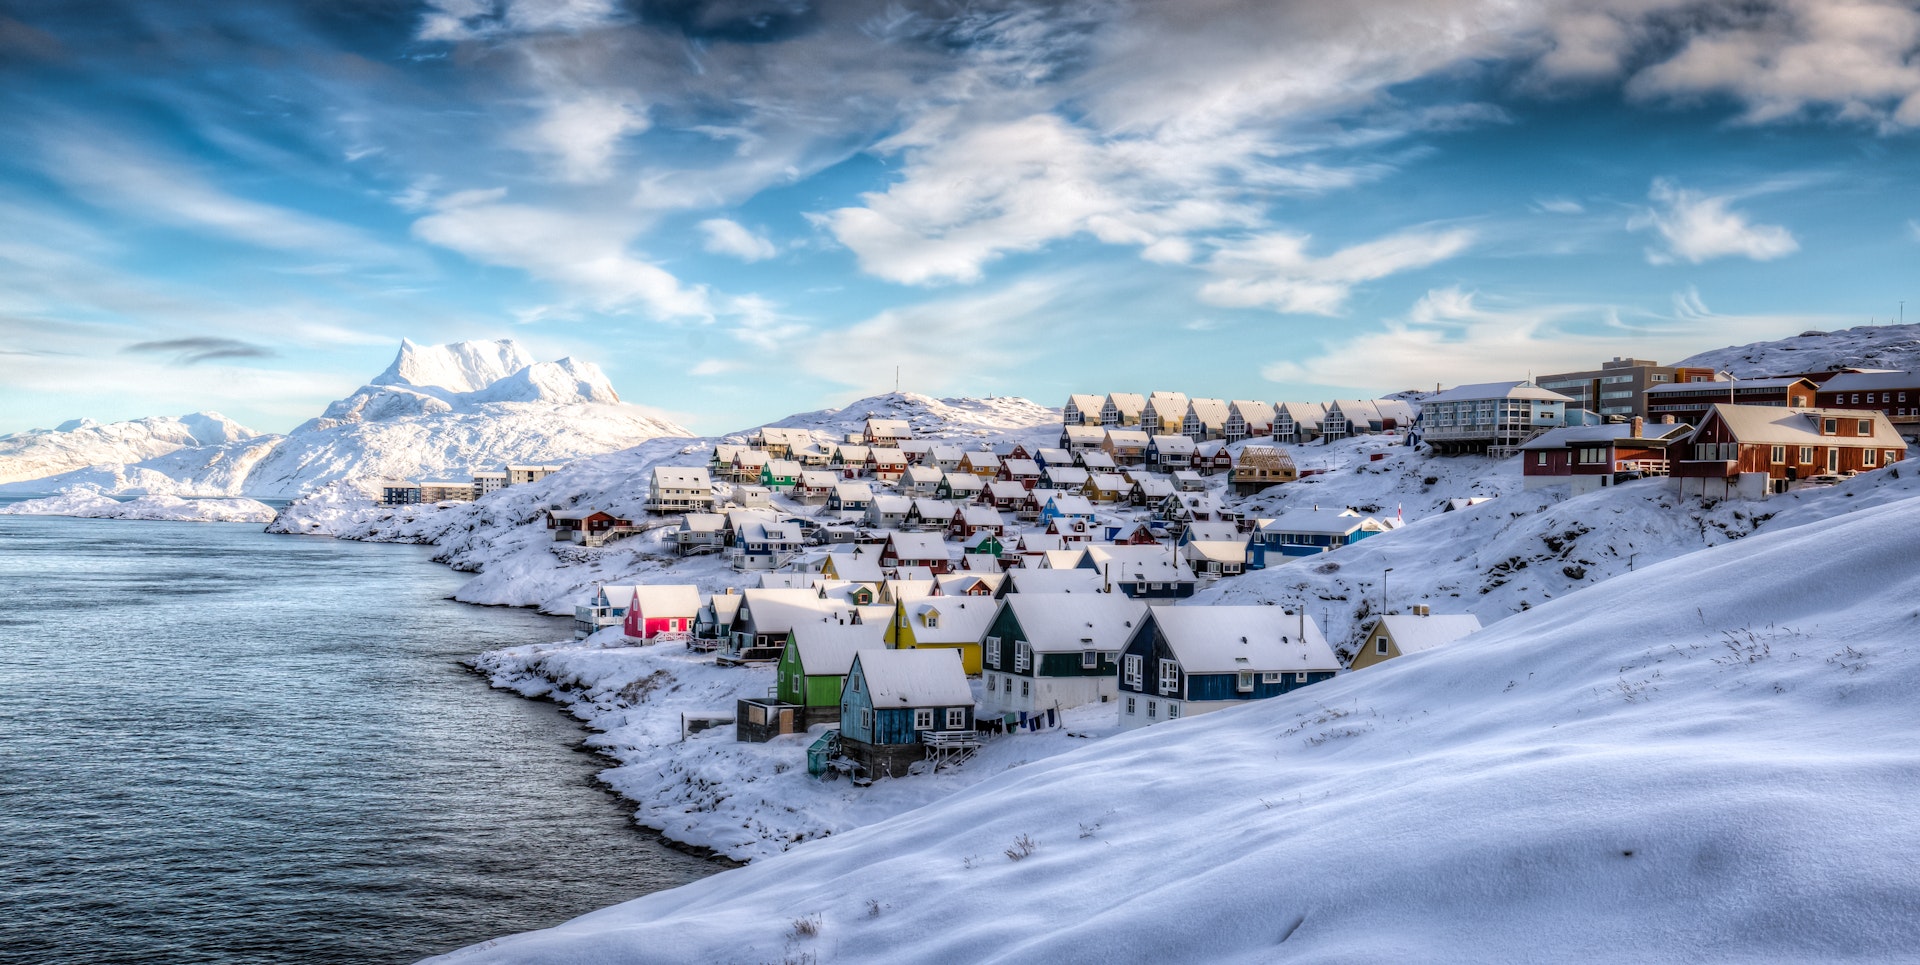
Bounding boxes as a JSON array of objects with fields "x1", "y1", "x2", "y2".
[{"x1": 371, "y1": 338, "x2": 539, "y2": 395}]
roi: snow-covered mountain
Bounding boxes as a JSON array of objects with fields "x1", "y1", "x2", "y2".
[
  {"x1": 428, "y1": 480, "x2": 1920, "y2": 965},
  {"x1": 0, "y1": 339, "x2": 693, "y2": 499},
  {"x1": 0, "y1": 412, "x2": 258, "y2": 486},
  {"x1": 1679, "y1": 321, "x2": 1920, "y2": 376}
]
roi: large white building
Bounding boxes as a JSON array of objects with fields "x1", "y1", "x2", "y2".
[{"x1": 1416, "y1": 381, "x2": 1572, "y2": 455}]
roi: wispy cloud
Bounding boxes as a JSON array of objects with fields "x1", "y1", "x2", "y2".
[
  {"x1": 1198, "y1": 227, "x2": 1476, "y2": 315},
  {"x1": 1630, "y1": 178, "x2": 1798, "y2": 265},
  {"x1": 794, "y1": 278, "x2": 1062, "y2": 395},
  {"x1": 699, "y1": 219, "x2": 778, "y2": 262},
  {"x1": 122, "y1": 337, "x2": 278, "y2": 365}
]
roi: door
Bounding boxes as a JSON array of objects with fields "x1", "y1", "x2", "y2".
[{"x1": 1827, "y1": 447, "x2": 1838, "y2": 473}]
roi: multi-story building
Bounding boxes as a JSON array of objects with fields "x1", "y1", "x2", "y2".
[
  {"x1": 507, "y1": 463, "x2": 564, "y2": 486},
  {"x1": 1415, "y1": 381, "x2": 1572, "y2": 455},
  {"x1": 1643, "y1": 377, "x2": 1816, "y2": 427},
  {"x1": 1536, "y1": 358, "x2": 1718, "y2": 421}
]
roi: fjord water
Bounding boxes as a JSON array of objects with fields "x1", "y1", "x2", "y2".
[{"x1": 0, "y1": 514, "x2": 712, "y2": 965}]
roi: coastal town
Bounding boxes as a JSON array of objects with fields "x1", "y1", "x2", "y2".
[{"x1": 392, "y1": 353, "x2": 1917, "y2": 786}]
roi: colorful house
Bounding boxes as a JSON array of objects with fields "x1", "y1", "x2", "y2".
[
  {"x1": 1248, "y1": 507, "x2": 1386, "y2": 566},
  {"x1": 573, "y1": 584, "x2": 635, "y2": 639},
  {"x1": 737, "y1": 621, "x2": 888, "y2": 742},
  {"x1": 885, "y1": 596, "x2": 999, "y2": 674},
  {"x1": 1117, "y1": 605, "x2": 1339, "y2": 729},
  {"x1": 979, "y1": 593, "x2": 1145, "y2": 719},
  {"x1": 837, "y1": 648, "x2": 978, "y2": 779},
  {"x1": 1348, "y1": 607, "x2": 1483, "y2": 670},
  {"x1": 622, "y1": 584, "x2": 702, "y2": 641}
]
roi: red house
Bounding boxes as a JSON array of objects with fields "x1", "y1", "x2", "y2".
[
  {"x1": 1672, "y1": 404, "x2": 1904, "y2": 498},
  {"x1": 1518, "y1": 418, "x2": 1692, "y2": 495},
  {"x1": 622, "y1": 585, "x2": 703, "y2": 641}
]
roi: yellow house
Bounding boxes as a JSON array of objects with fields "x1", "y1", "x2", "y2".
[
  {"x1": 1348, "y1": 607, "x2": 1483, "y2": 670},
  {"x1": 885, "y1": 596, "x2": 999, "y2": 675}
]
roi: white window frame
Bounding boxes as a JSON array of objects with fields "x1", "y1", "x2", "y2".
[
  {"x1": 1236, "y1": 671, "x2": 1254, "y2": 693},
  {"x1": 1376, "y1": 637, "x2": 1389, "y2": 655},
  {"x1": 983, "y1": 635, "x2": 1001, "y2": 668},
  {"x1": 1126, "y1": 697, "x2": 1136, "y2": 715},
  {"x1": 1295, "y1": 671, "x2": 1308, "y2": 683},
  {"x1": 1014, "y1": 642, "x2": 1032, "y2": 673},
  {"x1": 986, "y1": 675, "x2": 997, "y2": 692},
  {"x1": 1166, "y1": 702, "x2": 1180, "y2": 719},
  {"x1": 945, "y1": 708, "x2": 966, "y2": 729},
  {"x1": 914, "y1": 709, "x2": 934, "y2": 730},
  {"x1": 860, "y1": 708, "x2": 873, "y2": 730},
  {"x1": 1124, "y1": 654, "x2": 1143, "y2": 688},
  {"x1": 1800, "y1": 446, "x2": 1814, "y2": 463},
  {"x1": 1082, "y1": 649, "x2": 1099, "y2": 670},
  {"x1": 1158, "y1": 659, "x2": 1179, "y2": 695},
  {"x1": 1770, "y1": 445, "x2": 1785, "y2": 464},
  {"x1": 1857, "y1": 419, "x2": 1873, "y2": 436},
  {"x1": 1020, "y1": 680, "x2": 1030, "y2": 698},
  {"x1": 1864, "y1": 448, "x2": 1878, "y2": 467},
  {"x1": 1146, "y1": 700, "x2": 1157, "y2": 719}
]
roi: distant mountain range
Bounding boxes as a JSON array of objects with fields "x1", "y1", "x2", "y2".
[{"x1": 0, "y1": 339, "x2": 692, "y2": 499}]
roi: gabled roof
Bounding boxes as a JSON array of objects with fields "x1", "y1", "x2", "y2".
[
  {"x1": 1181, "y1": 521, "x2": 1241, "y2": 542},
  {"x1": 1003, "y1": 594, "x2": 1148, "y2": 653},
  {"x1": 1260, "y1": 507, "x2": 1379, "y2": 537},
  {"x1": 1149, "y1": 605, "x2": 1339, "y2": 674},
  {"x1": 887, "y1": 532, "x2": 950, "y2": 560},
  {"x1": 1144, "y1": 391, "x2": 1189, "y2": 414},
  {"x1": 832, "y1": 482, "x2": 874, "y2": 501},
  {"x1": 739, "y1": 521, "x2": 806, "y2": 544},
  {"x1": 1183, "y1": 540, "x2": 1250, "y2": 564},
  {"x1": 1002, "y1": 458, "x2": 1041, "y2": 475},
  {"x1": 943, "y1": 472, "x2": 985, "y2": 491},
  {"x1": 1067, "y1": 393, "x2": 1105, "y2": 412},
  {"x1": 1103, "y1": 392, "x2": 1146, "y2": 415},
  {"x1": 1079, "y1": 451, "x2": 1117, "y2": 468},
  {"x1": 1373, "y1": 613, "x2": 1483, "y2": 654},
  {"x1": 1229, "y1": 400, "x2": 1274, "y2": 426},
  {"x1": 960, "y1": 451, "x2": 1001, "y2": 468},
  {"x1": 764, "y1": 459, "x2": 802, "y2": 476},
  {"x1": 1062, "y1": 426, "x2": 1106, "y2": 443},
  {"x1": 1148, "y1": 434, "x2": 1196, "y2": 454},
  {"x1": 1082, "y1": 544, "x2": 1196, "y2": 582},
  {"x1": 1046, "y1": 494, "x2": 1097, "y2": 516},
  {"x1": 903, "y1": 465, "x2": 944, "y2": 482},
  {"x1": 1104, "y1": 429, "x2": 1151, "y2": 446},
  {"x1": 1274, "y1": 401, "x2": 1327, "y2": 427},
  {"x1": 1422, "y1": 382, "x2": 1572, "y2": 404},
  {"x1": 1044, "y1": 467, "x2": 1091, "y2": 486},
  {"x1": 928, "y1": 445, "x2": 967, "y2": 461},
  {"x1": 632, "y1": 584, "x2": 701, "y2": 617},
  {"x1": 680, "y1": 512, "x2": 726, "y2": 533},
  {"x1": 852, "y1": 648, "x2": 973, "y2": 706},
  {"x1": 954, "y1": 504, "x2": 1005, "y2": 525},
  {"x1": 707, "y1": 591, "x2": 745, "y2": 622},
  {"x1": 1006, "y1": 568, "x2": 1103, "y2": 594},
  {"x1": 1035, "y1": 448, "x2": 1074, "y2": 463},
  {"x1": 901, "y1": 596, "x2": 999, "y2": 644},
  {"x1": 789, "y1": 622, "x2": 887, "y2": 676},
  {"x1": 1820, "y1": 371, "x2": 1920, "y2": 393},
  {"x1": 1086, "y1": 472, "x2": 1129, "y2": 490},
  {"x1": 651, "y1": 466, "x2": 712, "y2": 487},
  {"x1": 869, "y1": 495, "x2": 912, "y2": 514},
  {"x1": 799, "y1": 469, "x2": 840, "y2": 487},
  {"x1": 936, "y1": 572, "x2": 1002, "y2": 595},
  {"x1": 835, "y1": 445, "x2": 872, "y2": 461},
  {"x1": 985, "y1": 479, "x2": 1028, "y2": 498},
  {"x1": 1184, "y1": 398, "x2": 1230, "y2": 426},
  {"x1": 1519, "y1": 422, "x2": 1692, "y2": 450},
  {"x1": 737, "y1": 588, "x2": 862, "y2": 633},
  {"x1": 594, "y1": 584, "x2": 637, "y2": 607},
  {"x1": 865, "y1": 417, "x2": 911, "y2": 434},
  {"x1": 757, "y1": 427, "x2": 813, "y2": 446},
  {"x1": 1702, "y1": 404, "x2": 1904, "y2": 447}
]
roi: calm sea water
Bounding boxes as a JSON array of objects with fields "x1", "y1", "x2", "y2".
[{"x1": 0, "y1": 514, "x2": 713, "y2": 965}]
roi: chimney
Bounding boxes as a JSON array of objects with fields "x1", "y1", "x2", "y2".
[
  {"x1": 1630, "y1": 416, "x2": 1644, "y2": 439},
  {"x1": 1661, "y1": 414, "x2": 1675, "y2": 424}
]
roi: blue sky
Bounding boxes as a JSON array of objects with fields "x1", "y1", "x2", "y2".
[{"x1": 2, "y1": 0, "x2": 1917, "y2": 435}]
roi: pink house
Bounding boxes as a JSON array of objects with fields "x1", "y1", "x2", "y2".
[{"x1": 622, "y1": 585, "x2": 703, "y2": 641}]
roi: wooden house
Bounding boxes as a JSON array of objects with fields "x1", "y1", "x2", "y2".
[
  {"x1": 1063, "y1": 393, "x2": 1104, "y2": 426},
  {"x1": 900, "y1": 464, "x2": 943, "y2": 496},
  {"x1": 1079, "y1": 450, "x2": 1118, "y2": 473},
  {"x1": 755, "y1": 427, "x2": 812, "y2": 458},
  {"x1": 1146, "y1": 433, "x2": 1196, "y2": 471},
  {"x1": 958, "y1": 451, "x2": 1002, "y2": 478},
  {"x1": 723, "y1": 588, "x2": 865, "y2": 663},
  {"x1": 1671, "y1": 404, "x2": 1905, "y2": 498},
  {"x1": 997, "y1": 458, "x2": 1043, "y2": 489},
  {"x1": 1231, "y1": 446, "x2": 1297, "y2": 494},
  {"x1": 644, "y1": 467, "x2": 716, "y2": 515},
  {"x1": 1045, "y1": 516, "x2": 1099, "y2": 543},
  {"x1": 832, "y1": 445, "x2": 873, "y2": 478},
  {"x1": 1041, "y1": 493, "x2": 1097, "y2": 525},
  {"x1": 1033, "y1": 447, "x2": 1075, "y2": 469},
  {"x1": 1248, "y1": 507, "x2": 1385, "y2": 566},
  {"x1": 1060, "y1": 425, "x2": 1107, "y2": 452},
  {"x1": 960, "y1": 531, "x2": 1006, "y2": 558},
  {"x1": 1348, "y1": 607, "x2": 1482, "y2": 671},
  {"x1": 897, "y1": 439, "x2": 935, "y2": 465},
  {"x1": 866, "y1": 495, "x2": 913, "y2": 531},
  {"x1": 905, "y1": 497, "x2": 952, "y2": 531},
  {"x1": 818, "y1": 551, "x2": 886, "y2": 586},
  {"x1": 993, "y1": 443, "x2": 1032, "y2": 461},
  {"x1": 938, "y1": 471, "x2": 986, "y2": 500},
  {"x1": 548, "y1": 508, "x2": 635, "y2": 546},
  {"x1": 573, "y1": 584, "x2": 635, "y2": 639},
  {"x1": 730, "y1": 448, "x2": 770, "y2": 483},
  {"x1": 836, "y1": 649, "x2": 977, "y2": 779},
  {"x1": 885, "y1": 596, "x2": 999, "y2": 674},
  {"x1": 1140, "y1": 392, "x2": 1189, "y2": 436},
  {"x1": 1518, "y1": 419, "x2": 1691, "y2": 494},
  {"x1": 760, "y1": 459, "x2": 801, "y2": 492},
  {"x1": 828, "y1": 482, "x2": 874, "y2": 519},
  {"x1": 1099, "y1": 392, "x2": 1145, "y2": 427},
  {"x1": 1159, "y1": 492, "x2": 1225, "y2": 528},
  {"x1": 622, "y1": 585, "x2": 702, "y2": 642},
  {"x1": 1180, "y1": 397, "x2": 1230, "y2": 441},
  {"x1": 881, "y1": 533, "x2": 951, "y2": 575},
  {"x1": 797, "y1": 469, "x2": 840, "y2": 503},
  {"x1": 1181, "y1": 540, "x2": 1249, "y2": 581},
  {"x1": 1131, "y1": 475, "x2": 1176, "y2": 507},
  {"x1": 674, "y1": 512, "x2": 726, "y2": 555},
  {"x1": 1101, "y1": 429, "x2": 1150, "y2": 466},
  {"x1": 1117, "y1": 606, "x2": 1339, "y2": 729},
  {"x1": 1083, "y1": 472, "x2": 1131, "y2": 504},
  {"x1": 1272, "y1": 401, "x2": 1326, "y2": 444},
  {"x1": 869, "y1": 448, "x2": 909, "y2": 482},
  {"x1": 709, "y1": 444, "x2": 746, "y2": 475},
  {"x1": 730, "y1": 520, "x2": 806, "y2": 571},
  {"x1": 995, "y1": 568, "x2": 1103, "y2": 597},
  {"x1": 1041, "y1": 465, "x2": 1090, "y2": 491},
  {"x1": 980, "y1": 479, "x2": 1028, "y2": 511},
  {"x1": 926, "y1": 446, "x2": 966, "y2": 472},
  {"x1": 980, "y1": 594, "x2": 1147, "y2": 719},
  {"x1": 863, "y1": 417, "x2": 912, "y2": 447},
  {"x1": 1172, "y1": 470, "x2": 1205, "y2": 492},
  {"x1": 1080, "y1": 545, "x2": 1198, "y2": 599},
  {"x1": 1224, "y1": 400, "x2": 1273, "y2": 442},
  {"x1": 1194, "y1": 440, "x2": 1234, "y2": 476},
  {"x1": 740, "y1": 621, "x2": 888, "y2": 743},
  {"x1": 692, "y1": 588, "x2": 744, "y2": 649},
  {"x1": 948, "y1": 504, "x2": 1007, "y2": 540}
]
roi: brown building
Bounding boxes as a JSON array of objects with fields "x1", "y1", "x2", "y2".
[
  {"x1": 1815, "y1": 371, "x2": 1920, "y2": 438},
  {"x1": 1672, "y1": 404, "x2": 1904, "y2": 498},
  {"x1": 1536, "y1": 357, "x2": 1720, "y2": 421},
  {"x1": 1643, "y1": 377, "x2": 1817, "y2": 427}
]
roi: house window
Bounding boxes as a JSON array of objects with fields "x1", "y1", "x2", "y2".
[
  {"x1": 1082, "y1": 650, "x2": 1099, "y2": 669},
  {"x1": 851, "y1": 676, "x2": 861, "y2": 693},
  {"x1": 1536, "y1": 452, "x2": 1547, "y2": 466},
  {"x1": 1236, "y1": 672, "x2": 1254, "y2": 692},
  {"x1": 1126, "y1": 697, "x2": 1136, "y2": 715},
  {"x1": 1864, "y1": 448, "x2": 1878, "y2": 467},
  {"x1": 1262, "y1": 672, "x2": 1281, "y2": 683},
  {"x1": 1377, "y1": 637, "x2": 1389, "y2": 655},
  {"x1": 1147, "y1": 701, "x2": 1157, "y2": 719},
  {"x1": 914, "y1": 709, "x2": 934, "y2": 730},
  {"x1": 1015, "y1": 643, "x2": 1032, "y2": 673},
  {"x1": 1857, "y1": 419, "x2": 1873, "y2": 436},
  {"x1": 1800, "y1": 446, "x2": 1813, "y2": 463},
  {"x1": 946, "y1": 708, "x2": 966, "y2": 729},
  {"x1": 986, "y1": 675, "x2": 997, "y2": 692},
  {"x1": 1824, "y1": 418, "x2": 1838, "y2": 435},
  {"x1": 1158, "y1": 659, "x2": 1179, "y2": 695},
  {"x1": 860, "y1": 708, "x2": 873, "y2": 730},
  {"x1": 1020, "y1": 681, "x2": 1030, "y2": 698},
  {"x1": 924, "y1": 612, "x2": 938, "y2": 628},
  {"x1": 983, "y1": 636, "x2": 1000, "y2": 668},
  {"x1": 1124, "y1": 655, "x2": 1142, "y2": 687},
  {"x1": 1167, "y1": 703, "x2": 1180, "y2": 719},
  {"x1": 1770, "y1": 445, "x2": 1785, "y2": 464},
  {"x1": 1852, "y1": 394, "x2": 1861, "y2": 404},
  {"x1": 1295, "y1": 672, "x2": 1308, "y2": 682}
]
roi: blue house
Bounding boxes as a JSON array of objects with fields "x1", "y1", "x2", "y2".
[
  {"x1": 1117, "y1": 605, "x2": 1341, "y2": 729},
  {"x1": 1247, "y1": 507, "x2": 1388, "y2": 568},
  {"x1": 837, "y1": 649, "x2": 978, "y2": 780},
  {"x1": 1040, "y1": 494, "x2": 1097, "y2": 526},
  {"x1": 1079, "y1": 545, "x2": 1198, "y2": 599}
]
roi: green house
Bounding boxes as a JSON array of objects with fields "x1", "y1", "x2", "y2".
[{"x1": 776, "y1": 621, "x2": 888, "y2": 727}]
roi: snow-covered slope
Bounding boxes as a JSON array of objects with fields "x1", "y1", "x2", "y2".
[
  {"x1": 0, "y1": 490, "x2": 276, "y2": 523},
  {"x1": 1679, "y1": 321, "x2": 1920, "y2": 376},
  {"x1": 0, "y1": 412, "x2": 260, "y2": 486},
  {"x1": 0, "y1": 340, "x2": 690, "y2": 499},
  {"x1": 428, "y1": 488, "x2": 1920, "y2": 965}
]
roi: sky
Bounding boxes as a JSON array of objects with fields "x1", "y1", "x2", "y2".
[{"x1": 1, "y1": 0, "x2": 1917, "y2": 436}]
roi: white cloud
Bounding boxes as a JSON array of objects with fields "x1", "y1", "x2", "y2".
[
  {"x1": 793, "y1": 279, "x2": 1061, "y2": 394},
  {"x1": 1197, "y1": 227, "x2": 1475, "y2": 315},
  {"x1": 699, "y1": 219, "x2": 778, "y2": 262},
  {"x1": 411, "y1": 193, "x2": 711, "y2": 319},
  {"x1": 1531, "y1": 197, "x2": 1585, "y2": 215},
  {"x1": 1630, "y1": 178, "x2": 1798, "y2": 265},
  {"x1": 1261, "y1": 286, "x2": 1840, "y2": 393},
  {"x1": 528, "y1": 94, "x2": 649, "y2": 183}
]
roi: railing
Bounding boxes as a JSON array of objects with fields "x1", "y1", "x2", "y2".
[{"x1": 921, "y1": 729, "x2": 983, "y2": 748}]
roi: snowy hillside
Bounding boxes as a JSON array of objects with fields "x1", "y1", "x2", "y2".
[
  {"x1": 0, "y1": 490, "x2": 276, "y2": 523},
  {"x1": 271, "y1": 392, "x2": 1062, "y2": 612},
  {"x1": 429, "y1": 488, "x2": 1920, "y2": 965},
  {"x1": 0, "y1": 340, "x2": 691, "y2": 499},
  {"x1": 0, "y1": 412, "x2": 259, "y2": 486},
  {"x1": 1679, "y1": 321, "x2": 1920, "y2": 376}
]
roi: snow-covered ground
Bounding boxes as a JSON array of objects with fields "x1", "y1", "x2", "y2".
[
  {"x1": 0, "y1": 488, "x2": 277, "y2": 523},
  {"x1": 1680, "y1": 321, "x2": 1920, "y2": 375},
  {"x1": 0, "y1": 339, "x2": 693, "y2": 498},
  {"x1": 0, "y1": 412, "x2": 258, "y2": 486},
  {"x1": 428, "y1": 479, "x2": 1920, "y2": 965}
]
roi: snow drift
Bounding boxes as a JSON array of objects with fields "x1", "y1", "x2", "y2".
[{"x1": 428, "y1": 490, "x2": 1920, "y2": 964}]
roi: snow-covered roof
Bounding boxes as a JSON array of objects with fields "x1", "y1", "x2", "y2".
[
  {"x1": 888, "y1": 532, "x2": 949, "y2": 560},
  {"x1": 1705, "y1": 405, "x2": 1904, "y2": 447},
  {"x1": 1149, "y1": 434, "x2": 1196, "y2": 454},
  {"x1": 986, "y1": 480, "x2": 1028, "y2": 497},
  {"x1": 1181, "y1": 521, "x2": 1241, "y2": 542},
  {"x1": 1006, "y1": 569, "x2": 1103, "y2": 594},
  {"x1": 1519, "y1": 422, "x2": 1692, "y2": 450},
  {"x1": 870, "y1": 447, "x2": 907, "y2": 463},
  {"x1": 1083, "y1": 545, "x2": 1196, "y2": 583},
  {"x1": 764, "y1": 459, "x2": 802, "y2": 475},
  {"x1": 852, "y1": 648, "x2": 973, "y2": 707},
  {"x1": 738, "y1": 588, "x2": 861, "y2": 633},
  {"x1": 1067, "y1": 393, "x2": 1104, "y2": 412},
  {"x1": 869, "y1": 495, "x2": 911, "y2": 514},
  {"x1": 956, "y1": 505, "x2": 1004, "y2": 525},
  {"x1": 833, "y1": 482, "x2": 873, "y2": 501},
  {"x1": 1184, "y1": 398, "x2": 1229, "y2": 427},
  {"x1": 1045, "y1": 467, "x2": 1090, "y2": 486},
  {"x1": 1087, "y1": 472, "x2": 1129, "y2": 490},
  {"x1": 1002, "y1": 458, "x2": 1041, "y2": 475},
  {"x1": 943, "y1": 473, "x2": 985, "y2": 491},
  {"x1": 1260, "y1": 507, "x2": 1378, "y2": 537},
  {"x1": 823, "y1": 552, "x2": 885, "y2": 583},
  {"x1": 865, "y1": 418, "x2": 911, "y2": 434},
  {"x1": 1422, "y1": 381, "x2": 1572, "y2": 404},
  {"x1": 1373, "y1": 613, "x2": 1483, "y2": 654},
  {"x1": 632, "y1": 584, "x2": 701, "y2": 618},
  {"x1": 1183, "y1": 540, "x2": 1250, "y2": 564},
  {"x1": 903, "y1": 465, "x2": 943, "y2": 482},
  {"x1": 799, "y1": 470, "x2": 839, "y2": 487},
  {"x1": 1062, "y1": 426, "x2": 1105, "y2": 444},
  {"x1": 1103, "y1": 392, "x2": 1145, "y2": 415},
  {"x1": 680, "y1": 512, "x2": 725, "y2": 533},
  {"x1": 1003, "y1": 594, "x2": 1147, "y2": 653},
  {"x1": 1149, "y1": 605, "x2": 1339, "y2": 674},
  {"x1": 902, "y1": 596, "x2": 998, "y2": 643},
  {"x1": 1080, "y1": 452, "x2": 1117, "y2": 469},
  {"x1": 1047, "y1": 494, "x2": 1096, "y2": 516},
  {"x1": 1105, "y1": 429, "x2": 1150, "y2": 446},
  {"x1": 789, "y1": 622, "x2": 887, "y2": 676},
  {"x1": 1819, "y1": 371, "x2": 1920, "y2": 393},
  {"x1": 652, "y1": 466, "x2": 713, "y2": 487}
]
